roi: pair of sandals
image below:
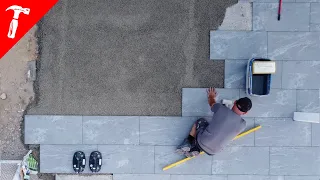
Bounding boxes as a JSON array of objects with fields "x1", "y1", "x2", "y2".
[{"x1": 73, "y1": 151, "x2": 102, "y2": 173}]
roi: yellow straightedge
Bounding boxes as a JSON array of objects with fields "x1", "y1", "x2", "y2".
[
  {"x1": 252, "y1": 61, "x2": 276, "y2": 74},
  {"x1": 162, "y1": 125, "x2": 262, "y2": 171}
]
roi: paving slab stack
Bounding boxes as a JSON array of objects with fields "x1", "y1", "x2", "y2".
[{"x1": 24, "y1": 1, "x2": 320, "y2": 180}]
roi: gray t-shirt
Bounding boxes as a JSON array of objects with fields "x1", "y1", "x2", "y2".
[{"x1": 196, "y1": 103, "x2": 246, "y2": 155}]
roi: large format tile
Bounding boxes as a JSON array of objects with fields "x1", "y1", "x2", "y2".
[
  {"x1": 24, "y1": 115, "x2": 82, "y2": 144},
  {"x1": 268, "y1": 32, "x2": 320, "y2": 60},
  {"x1": 212, "y1": 147, "x2": 269, "y2": 175},
  {"x1": 140, "y1": 116, "x2": 195, "y2": 145},
  {"x1": 310, "y1": 24, "x2": 320, "y2": 32},
  {"x1": 155, "y1": 146, "x2": 212, "y2": 174},
  {"x1": 98, "y1": 145, "x2": 154, "y2": 174},
  {"x1": 297, "y1": 90, "x2": 320, "y2": 113},
  {"x1": 312, "y1": 124, "x2": 320, "y2": 146},
  {"x1": 224, "y1": 60, "x2": 247, "y2": 88},
  {"x1": 311, "y1": 3, "x2": 320, "y2": 24},
  {"x1": 285, "y1": 176, "x2": 320, "y2": 180},
  {"x1": 82, "y1": 116, "x2": 139, "y2": 145},
  {"x1": 113, "y1": 174, "x2": 170, "y2": 180},
  {"x1": 296, "y1": 0, "x2": 320, "y2": 2},
  {"x1": 270, "y1": 147, "x2": 320, "y2": 175},
  {"x1": 55, "y1": 175, "x2": 112, "y2": 180},
  {"x1": 210, "y1": 31, "x2": 267, "y2": 60},
  {"x1": 311, "y1": 4, "x2": 320, "y2": 31},
  {"x1": 240, "y1": 89, "x2": 296, "y2": 118},
  {"x1": 282, "y1": 61, "x2": 320, "y2": 89},
  {"x1": 182, "y1": 88, "x2": 240, "y2": 116},
  {"x1": 224, "y1": 60, "x2": 282, "y2": 89},
  {"x1": 255, "y1": 118, "x2": 311, "y2": 146},
  {"x1": 228, "y1": 175, "x2": 284, "y2": 180},
  {"x1": 228, "y1": 118, "x2": 255, "y2": 146},
  {"x1": 253, "y1": 3, "x2": 310, "y2": 31},
  {"x1": 171, "y1": 175, "x2": 227, "y2": 180},
  {"x1": 40, "y1": 145, "x2": 98, "y2": 173}
]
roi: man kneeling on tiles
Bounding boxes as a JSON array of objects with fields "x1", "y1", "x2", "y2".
[{"x1": 176, "y1": 87, "x2": 252, "y2": 157}]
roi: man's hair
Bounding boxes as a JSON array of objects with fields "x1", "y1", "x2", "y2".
[{"x1": 236, "y1": 97, "x2": 252, "y2": 112}]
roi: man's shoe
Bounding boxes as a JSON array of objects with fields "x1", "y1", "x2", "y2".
[
  {"x1": 185, "y1": 151, "x2": 200, "y2": 158},
  {"x1": 176, "y1": 138, "x2": 192, "y2": 154}
]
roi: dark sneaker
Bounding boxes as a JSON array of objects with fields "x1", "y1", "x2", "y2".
[
  {"x1": 176, "y1": 138, "x2": 192, "y2": 154},
  {"x1": 196, "y1": 118, "x2": 209, "y2": 131}
]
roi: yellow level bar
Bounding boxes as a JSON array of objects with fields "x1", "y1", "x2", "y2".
[{"x1": 162, "y1": 125, "x2": 262, "y2": 171}]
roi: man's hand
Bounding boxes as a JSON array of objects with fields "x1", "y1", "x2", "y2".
[{"x1": 207, "y1": 87, "x2": 217, "y2": 107}]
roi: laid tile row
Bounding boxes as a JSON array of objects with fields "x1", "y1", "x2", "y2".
[
  {"x1": 210, "y1": 31, "x2": 320, "y2": 60},
  {"x1": 182, "y1": 88, "x2": 298, "y2": 117},
  {"x1": 253, "y1": 2, "x2": 320, "y2": 32},
  {"x1": 25, "y1": 114, "x2": 320, "y2": 146},
  {"x1": 244, "y1": 2, "x2": 320, "y2": 31},
  {"x1": 253, "y1": 3, "x2": 310, "y2": 32},
  {"x1": 225, "y1": 60, "x2": 320, "y2": 90},
  {"x1": 114, "y1": 174, "x2": 320, "y2": 180},
  {"x1": 40, "y1": 145, "x2": 320, "y2": 175}
]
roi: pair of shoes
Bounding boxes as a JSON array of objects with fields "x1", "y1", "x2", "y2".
[
  {"x1": 196, "y1": 118, "x2": 209, "y2": 131},
  {"x1": 185, "y1": 151, "x2": 200, "y2": 158},
  {"x1": 176, "y1": 138, "x2": 192, "y2": 155},
  {"x1": 73, "y1": 151, "x2": 102, "y2": 173}
]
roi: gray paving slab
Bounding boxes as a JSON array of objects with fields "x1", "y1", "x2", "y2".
[
  {"x1": 24, "y1": 115, "x2": 82, "y2": 144},
  {"x1": 139, "y1": 116, "x2": 195, "y2": 145},
  {"x1": 296, "y1": 0, "x2": 320, "y2": 2},
  {"x1": 182, "y1": 88, "x2": 240, "y2": 116},
  {"x1": 228, "y1": 175, "x2": 284, "y2": 180},
  {"x1": 98, "y1": 145, "x2": 154, "y2": 174},
  {"x1": 224, "y1": 60, "x2": 282, "y2": 89},
  {"x1": 224, "y1": 60, "x2": 247, "y2": 88},
  {"x1": 171, "y1": 175, "x2": 227, "y2": 180},
  {"x1": 268, "y1": 32, "x2": 320, "y2": 60},
  {"x1": 297, "y1": 90, "x2": 320, "y2": 113},
  {"x1": 113, "y1": 174, "x2": 170, "y2": 180},
  {"x1": 282, "y1": 61, "x2": 320, "y2": 89},
  {"x1": 56, "y1": 175, "x2": 113, "y2": 180},
  {"x1": 154, "y1": 146, "x2": 212, "y2": 174},
  {"x1": 270, "y1": 61, "x2": 282, "y2": 88},
  {"x1": 40, "y1": 145, "x2": 98, "y2": 173},
  {"x1": 310, "y1": 24, "x2": 320, "y2": 31},
  {"x1": 210, "y1": 31, "x2": 267, "y2": 60},
  {"x1": 294, "y1": 112, "x2": 320, "y2": 123},
  {"x1": 312, "y1": 124, "x2": 320, "y2": 146},
  {"x1": 284, "y1": 176, "x2": 320, "y2": 180},
  {"x1": 212, "y1": 147, "x2": 269, "y2": 175},
  {"x1": 253, "y1": 3, "x2": 310, "y2": 31},
  {"x1": 227, "y1": 118, "x2": 255, "y2": 146},
  {"x1": 255, "y1": 118, "x2": 311, "y2": 146},
  {"x1": 311, "y1": 3, "x2": 320, "y2": 31},
  {"x1": 311, "y1": 3, "x2": 320, "y2": 24},
  {"x1": 240, "y1": 89, "x2": 296, "y2": 118},
  {"x1": 270, "y1": 147, "x2": 320, "y2": 175},
  {"x1": 83, "y1": 116, "x2": 139, "y2": 145}
]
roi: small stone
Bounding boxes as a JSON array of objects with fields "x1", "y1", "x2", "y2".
[{"x1": 0, "y1": 93, "x2": 7, "y2": 100}]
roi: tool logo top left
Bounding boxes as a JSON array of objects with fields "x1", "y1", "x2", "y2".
[
  {"x1": 0, "y1": 0, "x2": 58, "y2": 59},
  {"x1": 6, "y1": 5, "x2": 30, "y2": 39}
]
